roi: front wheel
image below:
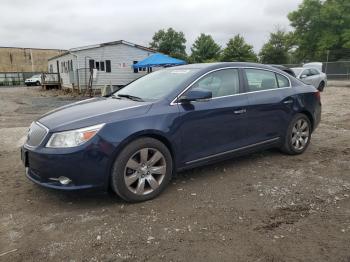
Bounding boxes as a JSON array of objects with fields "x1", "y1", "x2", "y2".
[
  {"x1": 281, "y1": 114, "x2": 311, "y2": 155},
  {"x1": 111, "y1": 137, "x2": 173, "y2": 202}
]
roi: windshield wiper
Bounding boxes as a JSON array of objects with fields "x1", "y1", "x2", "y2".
[{"x1": 116, "y1": 94, "x2": 144, "y2": 102}]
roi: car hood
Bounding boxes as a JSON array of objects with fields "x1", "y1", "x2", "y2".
[{"x1": 38, "y1": 97, "x2": 153, "y2": 131}]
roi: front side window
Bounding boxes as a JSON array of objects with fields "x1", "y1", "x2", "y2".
[
  {"x1": 301, "y1": 69, "x2": 311, "y2": 77},
  {"x1": 245, "y1": 69, "x2": 277, "y2": 91},
  {"x1": 189, "y1": 69, "x2": 240, "y2": 98}
]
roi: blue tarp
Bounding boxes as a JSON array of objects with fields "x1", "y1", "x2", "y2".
[{"x1": 132, "y1": 53, "x2": 186, "y2": 69}]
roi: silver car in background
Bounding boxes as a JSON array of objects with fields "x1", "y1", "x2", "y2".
[{"x1": 291, "y1": 67, "x2": 327, "y2": 91}]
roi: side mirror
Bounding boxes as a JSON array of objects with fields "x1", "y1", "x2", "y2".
[
  {"x1": 300, "y1": 74, "x2": 308, "y2": 79},
  {"x1": 178, "y1": 88, "x2": 212, "y2": 103}
]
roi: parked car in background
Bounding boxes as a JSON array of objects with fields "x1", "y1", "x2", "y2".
[
  {"x1": 25, "y1": 74, "x2": 42, "y2": 86},
  {"x1": 21, "y1": 63, "x2": 321, "y2": 202},
  {"x1": 303, "y1": 62, "x2": 323, "y2": 72},
  {"x1": 268, "y1": 65, "x2": 296, "y2": 77},
  {"x1": 291, "y1": 67, "x2": 327, "y2": 91}
]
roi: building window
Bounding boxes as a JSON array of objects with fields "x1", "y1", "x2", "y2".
[
  {"x1": 133, "y1": 61, "x2": 138, "y2": 73},
  {"x1": 95, "y1": 61, "x2": 100, "y2": 71},
  {"x1": 106, "y1": 60, "x2": 111, "y2": 73},
  {"x1": 100, "y1": 61, "x2": 105, "y2": 71},
  {"x1": 89, "y1": 59, "x2": 95, "y2": 72}
]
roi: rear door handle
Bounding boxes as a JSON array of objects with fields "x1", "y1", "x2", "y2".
[
  {"x1": 233, "y1": 109, "x2": 247, "y2": 114},
  {"x1": 283, "y1": 99, "x2": 293, "y2": 104}
]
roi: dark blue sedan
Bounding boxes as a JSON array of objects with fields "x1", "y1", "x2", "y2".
[{"x1": 21, "y1": 63, "x2": 321, "y2": 202}]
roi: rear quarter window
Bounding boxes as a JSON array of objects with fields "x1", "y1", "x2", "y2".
[{"x1": 276, "y1": 74, "x2": 290, "y2": 88}]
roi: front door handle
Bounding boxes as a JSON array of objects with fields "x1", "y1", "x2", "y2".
[{"x1": 233, "y1": 109, "x2": 247, "y2": 114}]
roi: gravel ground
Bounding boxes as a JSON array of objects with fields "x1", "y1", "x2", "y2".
[{"x1": 0, "y1": 86, "x2": 349, "y2": 262}]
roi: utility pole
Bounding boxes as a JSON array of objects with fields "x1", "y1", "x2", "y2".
[
  {"x1": 325, "y1": 50, "x2": 330, "y2": 74},
  {"x1": 30, "y1": 49, "x2": 34, "y2": 72}
]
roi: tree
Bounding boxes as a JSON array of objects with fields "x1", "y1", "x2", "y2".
[
  {"x1": 221, "y1": 35, "x2": 257, "y2": 62},
  {"x1": 288, "y1": 0, "x2": 350, "y2": 61},
  {"x1": 189, "y1": 34, "x2": 221, "y2": 63},
  {"x1": 149, "y1": 28, "x2": 187, "y2": 60},
  {"x1": 259, "y1": 30, "x2": 292, "y2": 64}
]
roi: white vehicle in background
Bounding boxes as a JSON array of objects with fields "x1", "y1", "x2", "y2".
[
  {"x1": 303, "y1": 62, "x2": 323, "y2": 72},
  {"x1": 291, "y1": 67, "x2": 327, "y2": 91},
  {"x1": 24, "y1": 74, "x2": 42, "y2": 86}
]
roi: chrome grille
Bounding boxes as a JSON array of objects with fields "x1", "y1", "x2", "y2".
[{"x1": 26, "y1": 122, "x2": 48, "y2": 147}]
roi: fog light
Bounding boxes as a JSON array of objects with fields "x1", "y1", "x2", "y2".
[{"x1": 49, "y1": 176, "x2": 72, "y2": 185}]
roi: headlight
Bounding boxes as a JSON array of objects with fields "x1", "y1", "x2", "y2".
[{"x1": 46, "y1": 123, "x2": 105, "y2": 148}]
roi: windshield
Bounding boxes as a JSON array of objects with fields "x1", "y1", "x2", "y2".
[
  {"x1": 113, "y1": 68, "x2": 199, "y2": 101},
  {"x1": 291, "y1": 68, "x2": 303, "y2": 76}
]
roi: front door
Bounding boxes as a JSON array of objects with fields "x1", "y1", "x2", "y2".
[{"x1": 177, "y1": 68, "x2": 250, "y2": 164}]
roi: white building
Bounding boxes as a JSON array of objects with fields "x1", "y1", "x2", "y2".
[{"x1": 48, "y1": 40, "x2": 156, "y2": 90}]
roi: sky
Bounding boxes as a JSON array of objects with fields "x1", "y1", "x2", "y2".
[{"x1": 0, "y1": 0, "x2": 303, "y2": 53}]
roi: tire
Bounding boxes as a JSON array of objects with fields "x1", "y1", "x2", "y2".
[
  {"x1": 36, "y1": 81, "x2": 41, "y2": 86},
  {"x1": 281, "y1": 113, "x2": 312, "y2": 155},
  {"x1": 318, "y1": 81, "x2": 325, "y2": 92},
  {"x1": 111, "y1": 137, "x2": 173, "y2": 202}
]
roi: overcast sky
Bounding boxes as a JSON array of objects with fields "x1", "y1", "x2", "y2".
[{"x1": 0, "y1": 0, "x2": 302, "y2": 52}]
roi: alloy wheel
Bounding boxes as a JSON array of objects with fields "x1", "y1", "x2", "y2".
[
  {"x1": 124, "y1": 148, "x2": 166, "y2": 195},
  {"x1": 291, "y1": 119, "x2": 310, "y2": 151}
]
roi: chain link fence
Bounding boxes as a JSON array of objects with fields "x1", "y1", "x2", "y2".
[{"x1": 282, "y1": 49, "x2": 350, "y2": 80}]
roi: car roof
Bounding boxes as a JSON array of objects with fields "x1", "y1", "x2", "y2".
[{"x1": 171, "y1": 62, "x2": 281, "y2": 71}]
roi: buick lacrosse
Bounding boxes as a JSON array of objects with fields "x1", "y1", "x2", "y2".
[{"x1": 21, "y1": 63, "x2": 321, "y2": 202}]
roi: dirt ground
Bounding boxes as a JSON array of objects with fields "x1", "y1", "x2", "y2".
[{"x1": 0, "y1": 86, "x2": 349, "y2": 262}]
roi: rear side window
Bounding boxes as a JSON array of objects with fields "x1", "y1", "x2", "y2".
[
  {"x1": 245, "y1": 69, "x2": 277, "y2": 91},
  {"x1": 190, "y1": 69, "x2": 240, "y2": 98},
  {"x1": 276, "y1": 74, "x2": 290, "y2": 88}
]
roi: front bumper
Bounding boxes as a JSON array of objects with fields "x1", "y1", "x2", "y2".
[{"x1": 21, "y1": 139, "x2": 114, "y2": 191}]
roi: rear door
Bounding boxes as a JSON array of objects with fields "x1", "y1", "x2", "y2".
[
  {"x1": 243, "y1": 68, "x2": 294, "y2": 144},
  {"x1": 177, "y1": 68, "x2": 250, "y2": 164}
]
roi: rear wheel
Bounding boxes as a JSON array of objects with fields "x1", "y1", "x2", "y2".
[
  {"x1": 318, "y1": 81, "x2": 325, "y2": 92},
  {"x1": 281, "y1": 114, "x2": 311, "y2": 155},
  {"x1": 111, "y1": 138, "x2": 173, "y2": 202}
]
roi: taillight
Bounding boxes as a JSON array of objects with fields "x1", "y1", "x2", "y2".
[{"x1": 314, "y1": 91, "x2": 321, "y2": 102}]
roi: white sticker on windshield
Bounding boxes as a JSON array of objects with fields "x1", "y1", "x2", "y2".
[{"x1": 170, "y1": 70, "x2": 190, "y2": 74}]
